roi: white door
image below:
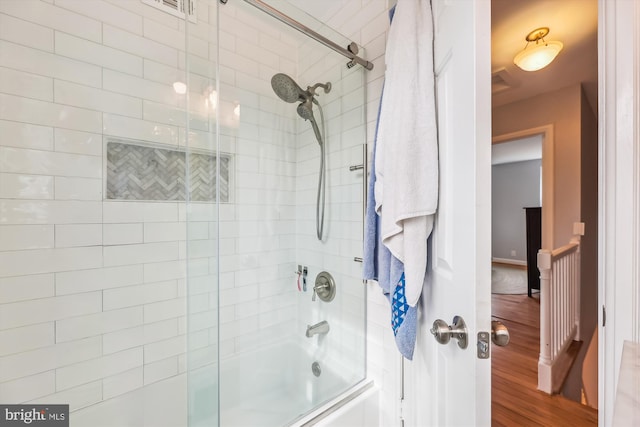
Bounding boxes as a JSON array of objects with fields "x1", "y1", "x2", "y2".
[{"x1": 402, "y1": 1, "x2": 492, "y2": 426}]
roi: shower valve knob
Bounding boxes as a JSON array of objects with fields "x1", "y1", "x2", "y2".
[{"x1": 312, "y1": 272, "x2": 336, "y2": 303}]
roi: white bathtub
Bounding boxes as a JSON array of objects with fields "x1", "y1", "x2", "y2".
[
  {"x1": 70, "y1": 340, "x2": 374, "y2": 427},
  {"x1": 218, "y1": 340, "x2": 368, "y2": 426},
  {"x1": 299, "y1": 383, "x2": 379, "y2": 427}
]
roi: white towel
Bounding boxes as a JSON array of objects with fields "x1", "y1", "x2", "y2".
[{"x1": 374, "y1": 0, "x2": 437, "y2": 307}]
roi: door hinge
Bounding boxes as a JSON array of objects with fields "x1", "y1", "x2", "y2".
[{"x1": 602, "y1": 305, "x2": 606, "y2": 327}]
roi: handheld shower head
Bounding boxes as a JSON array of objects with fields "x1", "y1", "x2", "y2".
[
  {"x1": 296, "y1": 100, "x2": 314, "y2": 121},
  {"x1": 297, "y1": 101, "x2": 323, "y2": 145},
  {"x1": 271, "y1": 73, "x2": 306, "y2": 103},
  {"x1": 271, "y1": 73, "x2": 328, "y2": 147},
  {"x1": 271, "y1": 72, "x2": 330, "y2": 241}
]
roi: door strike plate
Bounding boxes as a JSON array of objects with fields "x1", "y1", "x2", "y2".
[{"x1": 477, "y1": 332, "x2": 490, "y2": 359}]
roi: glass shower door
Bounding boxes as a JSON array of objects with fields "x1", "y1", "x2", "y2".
[
  {"x1": 199, "y1": 0, "x2": 368, "y2": 425},
  {"x1": 183, "y1": 2, "x2": 220, "y2": 427}
]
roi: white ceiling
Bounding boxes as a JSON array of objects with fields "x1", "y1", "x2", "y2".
[
  {"x1": 282, "y1": 0, "x2": 599, "y2": 112},
  {"x1": 491, "y1": 0, "x2": 598, "y2": 111}
]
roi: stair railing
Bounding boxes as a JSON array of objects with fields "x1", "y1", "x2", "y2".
[{"x1": 537, "y1": 235, "x2": 581, "y2": 394}]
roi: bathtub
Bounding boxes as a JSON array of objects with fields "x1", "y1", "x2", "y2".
[
  {"x1": 70, "y1": 340, "x2": 375, "y2": 427},
  {"x1": 217, "y1": 340, "x2": 371, "y2": 426},
  {"x1": 295, "y1": 381, "x2": 378, "y2": 427}
]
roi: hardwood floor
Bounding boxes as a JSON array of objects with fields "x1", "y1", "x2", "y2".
[{"x1": 491, "y1": 293, "x2": 598, "y2": 426}]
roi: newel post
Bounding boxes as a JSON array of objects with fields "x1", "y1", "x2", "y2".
[
  {"x1": 537, "y1": 248, "x2": 552, "y2": 393},
  {"x1": 571, "y1": 222, "x2": 584, "y2": 341}
]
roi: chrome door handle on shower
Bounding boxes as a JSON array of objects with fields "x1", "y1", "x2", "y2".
[{"x1": 430, "y1": 316, "x2": 468, "y2": 349}]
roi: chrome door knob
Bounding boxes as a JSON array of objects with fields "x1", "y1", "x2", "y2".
[
  {"x1": 491, "y1": 320, "x2": 510, "y2": 346},
  {"x1": 430, "y1": 316, "x2": 468, "y2": 349}
]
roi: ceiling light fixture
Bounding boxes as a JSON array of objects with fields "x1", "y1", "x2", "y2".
[{"x1": 513, "y1": 27, "x2": 563, "y2": 72}]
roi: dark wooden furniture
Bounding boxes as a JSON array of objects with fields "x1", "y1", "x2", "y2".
[{"x1": 524, "y1": 207, "x2": 542, "y2": 297}]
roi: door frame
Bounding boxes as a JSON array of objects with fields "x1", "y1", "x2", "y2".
[
  {"x1": 376, "y1": 0, "x2": 636, "y2": 424},
  {"x1": 598, "y1": 0, "x2": 640, "y2": 425},
  {"x1": 493, "y1": 125, "x2": 554, "y2": 251}
]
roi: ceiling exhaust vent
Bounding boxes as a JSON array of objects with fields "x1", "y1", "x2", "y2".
[
  {"x1": 492, "y1": 68, "x2": 518, "y2": 94},
  {"x1": 142, "y1": 0, "x2": 196, "y2": 22}
]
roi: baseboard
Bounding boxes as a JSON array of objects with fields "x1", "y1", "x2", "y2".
[{"x1": 492, "y1": 257, "x2": 527, "y2": 267}]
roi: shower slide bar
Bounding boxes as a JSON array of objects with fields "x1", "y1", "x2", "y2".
[{"x1": 232, "y1": 0, "x2": 374, "y2": 71}]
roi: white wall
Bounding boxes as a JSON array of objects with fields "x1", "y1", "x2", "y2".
[
  {"x1": 0, "y1": 0, "x2": 378, "y2": 425},
  {"x1": 492, "y1": 159, "x2": 542, "y2": 262},
  {"x1": 0, "y1": 1, "x2": 219, "y2": 424},
  {"x1": 310, "y1": 2, "x2": 404, "y2": 426},
  {"x1": 294, "y1": 29, "x2": 367, "y2": 384},
  {"x1": 493, "y1": 84, "x2": 583, "y2": 249},
  {"x1": 215, "y1": 0, "x2": 300, "y2": 362},
  {"x1": 215, "y1": 0, "x2": 368, "y2": 394}
]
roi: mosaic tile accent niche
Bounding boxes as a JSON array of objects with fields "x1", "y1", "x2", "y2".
[{"x1": 106, "y1": 141, "x2": 230, "y2": 202}]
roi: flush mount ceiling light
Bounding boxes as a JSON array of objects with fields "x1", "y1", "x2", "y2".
[{"x1": 513, "y1": 27, "x2": 563, "y2": 72}]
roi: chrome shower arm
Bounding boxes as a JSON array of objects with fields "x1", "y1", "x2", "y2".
[{"x1": 308, "y1": 82, "x2": 332, "y2": 96}]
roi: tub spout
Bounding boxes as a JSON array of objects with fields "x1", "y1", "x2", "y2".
[{"x1": 306, "y1": 320, "x2": 330, "y2": 337}]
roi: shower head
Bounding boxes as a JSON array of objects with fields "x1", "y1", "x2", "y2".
[
  {"x1": 271, "y1": 73, "x2": 306, "y2": 103},
  {"x1": 271, "y1": 74, "x2": 329, "y2": 241},
  {"x1": 272, "y1": 73, "x2": 329, "y2": 146},
  {"x1": 297, "y1": 100, "x2": 323, "y2": 145},
  {"x1": 296, "y1": 100, "x2": 314, "y2": 121}
]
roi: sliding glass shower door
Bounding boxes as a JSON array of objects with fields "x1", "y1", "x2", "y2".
[{"x1": 188, "y1": 1, "x2": 367, "y2": 425}]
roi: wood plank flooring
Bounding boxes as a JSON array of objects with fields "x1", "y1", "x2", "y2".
[{"x1": 491, "y1": 293, "x2": 598, "y2": 426}]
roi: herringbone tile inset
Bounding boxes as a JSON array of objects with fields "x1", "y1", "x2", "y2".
[{"x1": 106, "y1": 141, "x2": 229, "y2": 202}]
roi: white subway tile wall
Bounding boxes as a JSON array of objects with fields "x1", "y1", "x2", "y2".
[
  {"x1": 284, "y1": 0, "x2": 395, "y2": 423},
  {"x1": 0, "y1": 0, "x2": 216, "y2": 419},
  {"x1": 0, "y1": 0, "x2": 391, "y2": 424},
  {"x1": 314, "y1": 3, "x2": 399, "y2": 426}
]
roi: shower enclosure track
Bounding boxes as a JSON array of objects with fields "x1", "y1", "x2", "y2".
[{"x1": 232, "y1": 0, "x2": 374, "y2": 71}]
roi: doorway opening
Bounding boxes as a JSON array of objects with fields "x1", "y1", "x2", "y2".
[
  {"x1": 490, "y1": 0, "x2": 599, "y2": 423},
  {"x1": 491, "y1": 133, "x2": 542, "y2": 298}
]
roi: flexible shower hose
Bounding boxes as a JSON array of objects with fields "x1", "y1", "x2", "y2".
[{"x1": 316, "y1": 103, "x2": 326, "y2": 241}]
